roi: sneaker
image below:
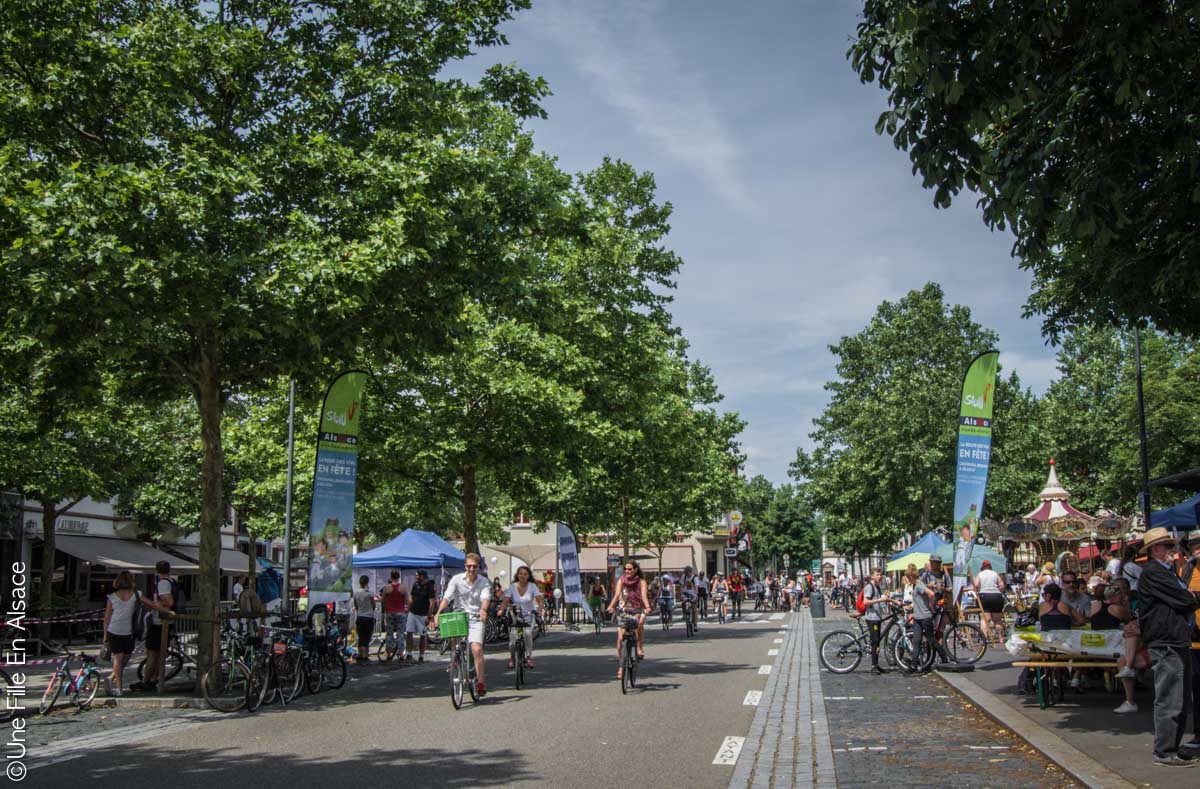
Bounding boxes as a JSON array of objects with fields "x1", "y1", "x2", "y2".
[
  {"x1": 418, "y1": 655, "x2": 425, "y2": 663},
  {"x1": 1113, "y1": 701, "x2": 1138, "y2": 714},
  {"x1": 476, "y1": 681, "x2": 487, "y2": 697},
  {"x1": 1153, "y1": 754, "x2": 1194, "y2": 768},
  {"x1": 1114, "y1": 667, "x2": 1136, "y2": 679},
  {"x1": 109, "y1": 688, "x2": 122, "y2": 698}
]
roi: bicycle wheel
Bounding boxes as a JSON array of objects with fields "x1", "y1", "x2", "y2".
[
  {"x1": 137, "y1": 650, "x2": 184, "y2": 683},
  {"x1": 946, "y1": 622, "x2": 988, "y2": 664},
  {"x1": 302, "y1": 652, "x2": 323, "y2": 695},
  {"x1": 74, "y1": 670, "x2": 101, "y2": 708},
  {"x1": 685, "y1": 611, "x2": 694, "y2": 638},
  {"x1": 202, "y1": 659, "x2": 250, "y2": 713},
  {"x1": 819, "y1": 630, "x2": 864, "y2": 674},
  {"x1": 321, "y1": 650, "x2": 347, "y2": 690},
  {"x1": 514, "y1": 641, "x2": 524, "y2": 691},
  {"x1": 533, "y1": 618, "x2": 544, "y2": 641},
  {"x1": 620, "y1": 644, "x2": 632, "y2": 695},
  {"x1": 376, "y1": 638, "x2": 396, "y2": 663},
  {"x1": 246, "y1": 660, "x2": 271, "y2": 713},
  {"x1": 279, "y1": 651, "x2": 303, "y2": 704},
  {"x1": 466, "y1": 649, "x2": 478, "y2": 702},
  {"x1": 893, "y1": 632, "x2": 933, "y2": 673},
  {"x1": 39, "y1": 672, "x2": 64, "y2": 716},
  {"x1": 628, "y1": 646, "x2": 638, "y2": 689},
  {"x1": 882, "y1": 625, "x2": 903, "y2": 669},
  {"x1": 449, "y1": 650, "x2": 465, "y2": 709}
]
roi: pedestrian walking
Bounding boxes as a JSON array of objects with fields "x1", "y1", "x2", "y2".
[
  {"x1": 102, "y1": 571, "x2": 138, "y2": 697},
  {"x1": 1137, "y1": 527, "x2": 1200, "y2": 767},
  {"x1": 351, "y1": 575, "x2": 378, "y2": 664},
  {"x1": 379, "y1": 570, "x2": 409, "y2": 660},
  {"x1": 132, "y1": 560, "x2": 175, "y2": 692},
  {"x1": 406, "y1": 569, "x2": 436, "y2": 662}
]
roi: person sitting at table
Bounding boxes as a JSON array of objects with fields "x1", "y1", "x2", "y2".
[
  {"x1": 1038, "y1": 583, "x2": 1084, "y2": 631},
  {"x1": 1096, "y1": 584, "x2": 1149, "y2": 714}
]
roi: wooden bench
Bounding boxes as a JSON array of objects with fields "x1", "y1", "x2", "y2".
[{"x1": 1012, "y1": 658, "x2": 1120, "y2": 709}]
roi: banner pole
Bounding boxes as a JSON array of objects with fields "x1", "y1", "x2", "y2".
[{"x1": 282, "y1": 378, "x2": 296, "y2": 610}]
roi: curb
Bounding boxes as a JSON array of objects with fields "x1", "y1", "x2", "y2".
[{"x1": 934, "y1": 669, "x2": 1136, "y2": 789}]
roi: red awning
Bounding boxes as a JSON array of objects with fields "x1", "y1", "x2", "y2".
[{"x1": 1078, "y1": 539, "x2": 1142, "y2": 561}]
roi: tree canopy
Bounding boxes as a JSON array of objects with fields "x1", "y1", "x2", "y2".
[{"x1": 849, "y1": 1, "x2": 1200, "y2": 339}]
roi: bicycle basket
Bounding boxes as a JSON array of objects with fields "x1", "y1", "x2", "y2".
[{"x1": 439, "y1": 611, "x2": 469, "y2": 638}]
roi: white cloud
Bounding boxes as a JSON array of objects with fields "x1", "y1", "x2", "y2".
[{"x1": 527, "y1": 2, "x2": 758, "y2": 214}]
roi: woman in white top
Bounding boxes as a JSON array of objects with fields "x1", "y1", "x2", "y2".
[
  {"x1": 498, "y1": 566, "x2": 544, "y2": 670},
  {"x1": 103, "y1": 571, "x2": 140, "y2": 697},
  {"x1": 972, "y1": 560, "x2": 1007, "y2": 644}
]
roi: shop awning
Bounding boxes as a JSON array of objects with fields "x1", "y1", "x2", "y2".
[
  {"x1": 168, "y1": 545, "x2": 255, "y2": 575},
  {"x1": 53, "y1": 536, "x2": 200, "y2": 574},
  {"x1": 532, "y1": 545, "x2": 695, "y2": 573}
]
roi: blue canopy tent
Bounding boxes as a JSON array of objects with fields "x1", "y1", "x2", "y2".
[
  {"x1": 256, "y1": 558, "x2": 282, "y2": 604},
  {"x1": 1151, "y1": 493, "x2": 1200, "y2": 530},
  {"x1": 352, "y1": 529, "x2": 466, "y2": 569}
]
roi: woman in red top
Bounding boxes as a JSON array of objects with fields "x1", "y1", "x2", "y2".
[
  {"x1": 379, "y1": 571, "x2": 409, "y2": 660},
  {"x1": 607, "y1": 560, "x2": 650, "y2": 673}
]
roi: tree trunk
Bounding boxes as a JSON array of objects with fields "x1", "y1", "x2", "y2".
[
  {"x1": 621, "y1": 497, "x2": 631, "y2": 563},
  {"x1": 461, "y1": 464, "x2": 479, "y2": 556},
  {"x1": 195, "y1": 325, "x2": 224, "y2": 681},
  {"x1": 920, "y1": 497, "x2": 931, "y2": 533},
  {"x1": 37, "y1": 498, "x2": 59, "y2": 643}
]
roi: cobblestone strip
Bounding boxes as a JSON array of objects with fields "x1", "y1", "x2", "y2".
[
  {"x1": 804, "y1": 612, "x2": 837, "y2": 788},
  {"x1": 728, "y1": 613, "x2": 797, "y2": 788}
]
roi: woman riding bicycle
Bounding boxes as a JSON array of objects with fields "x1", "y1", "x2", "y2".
[
  {"x1": 497, "y1": 565, "x2": 544, "y2": 670},
  {"x1": 710, "y1": 573, "x2": 728, "y2": 621},
  {"x1": 607, "y1": 560, "x2": 650, "y2": 677},
  {"x1": 587, "y1": 576, "x2": 606, "y2": 626}
]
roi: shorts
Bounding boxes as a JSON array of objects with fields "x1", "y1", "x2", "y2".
[
  {"x1": 405, "y1": 614, "x2": 427, "y2": 635},
  {"x1": 145, "y1": 623, "x2": 167, "y2": 647},
  {"x1": 107, "y1": 632, "x2": 135, "y2": 656},
  {"x1": 384, "y1": 612, "x2": 407, "y2": 633},
  {"x1": 979, "y1": 593, "x2": 1005, "y2": 613},
  {"x1": 467, "y1": 620, "x2": 485, "y2": 645}
]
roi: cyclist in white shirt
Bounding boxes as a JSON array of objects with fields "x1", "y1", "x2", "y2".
[
  {"x1": 497, "y1": 565, "x2": 544, "y2": 670},
  {"x1": 433, "y1": 552, "x2": 492, "y2": 697},
  {"x1": 678, "y1": 566, "x2": 700, "y2": 629}
]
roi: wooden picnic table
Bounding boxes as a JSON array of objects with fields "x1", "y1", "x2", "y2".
[{"x1": 1012, "y1": 649, "x2": 1120, "y2": 710}]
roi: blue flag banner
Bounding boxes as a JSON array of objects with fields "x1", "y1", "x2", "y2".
[
  {"x1": 951, "y1": 351, "x2": 1000, "y2": 603},
  {"x1": 307, "y1": 371, "x2": 367, "y2": 606},
  {"x1": 557, "y1": 523, "x2": 584, "y2": 605}
]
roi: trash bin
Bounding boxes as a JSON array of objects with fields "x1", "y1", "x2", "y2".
[{"x1": 809, "y1": 590, "x2": 826, "y2": 618}]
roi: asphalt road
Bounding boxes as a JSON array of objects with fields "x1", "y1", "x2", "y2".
[{"x1": 24, "y1": 611, "x2": 787, "y2": 787}]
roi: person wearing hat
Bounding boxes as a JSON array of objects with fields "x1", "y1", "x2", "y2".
[
  {"x1": 1137, "y1": 527, "x2": 1200, "y2": 767},
  {"x1": 406, "y1": 569, "x2": 437, "y2": 663},
  {"x1": 1178, "y1": 529, "x2": 1200, "y2": 750},
  {"x1": 1034, "y1": 561, "x2": 1059, "y2": 593}
]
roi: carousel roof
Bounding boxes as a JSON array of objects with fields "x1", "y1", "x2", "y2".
[{"x1": 1023, "y1": 460, "x2": 1094, "y2": 522}]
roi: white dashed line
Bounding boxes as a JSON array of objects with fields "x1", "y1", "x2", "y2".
[
  {"x1": 769, "y1": 613, "x2": 785, "y2": 620},
  {"x1": 767, "y1": 649, "x2": 779, "y2": 656},
  {"x1": 743, "y1": 690, "x2": 762, "y2": 706},
  {"x1": 758, "y1": 665, "x2": 772, "y2": 675},
  {"x1": 713, "y1": 735, "x2": 745, "y2": 765},
  {"x1": 913, "y1": 695, "x2": 934, "y2": 699}
]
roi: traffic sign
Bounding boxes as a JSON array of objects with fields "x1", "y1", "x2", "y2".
[
  {"x1": 811, "y1": 560, "x2": 821, "y2": 572},
  {"x1": 724, "y1": 548, "x2": 738, "y2": 558}
]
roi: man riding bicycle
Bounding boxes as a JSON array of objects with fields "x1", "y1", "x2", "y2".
[
  {"x1": 433, "y1": 553, "x2": 492, "y2": 697},
  {"x1": 679, "y1": 566, "x2": 700, "y2": 629}
]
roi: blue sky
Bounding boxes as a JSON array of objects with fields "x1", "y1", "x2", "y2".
[{"x1": 458, "y1": 1, "x2": 1059, "y2": 483}]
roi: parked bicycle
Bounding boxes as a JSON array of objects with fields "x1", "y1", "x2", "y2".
[
  {"x1": 39, "y1": 652, "x2": 102, "y2": 715},
  {"x1": 818, "y1": 598, "x2": 906, "y2": 674},
  {"x1": 246, "y1": 629, "x2": 303, "y2": 712}
]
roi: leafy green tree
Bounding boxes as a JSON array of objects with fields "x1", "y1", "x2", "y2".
[
  {"x1": 0, "y1": 0, "x2": 558, "y2": 670},
  {"x1": 752, "y1": 484, "x2": 822, "y2": 571},
  {"x1": 849, "y1": 1, "x2": 1200, "y2": 338},
  {"x1": 792, "y1": 284, "x2": 1008, "y2": 556}
]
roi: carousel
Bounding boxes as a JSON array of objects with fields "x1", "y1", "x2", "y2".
[{"x1": 980, "y1": 460, "x2": 1135, "y2": 576}]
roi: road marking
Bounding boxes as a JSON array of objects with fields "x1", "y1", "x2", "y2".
[
  {"x1": 868, "y1": 746, "x2": 888, "y2": 751},
  {"x1": 935, "y1": 695, "x2": 950, "y2": 699},
  {"x1": 825, "y1": 696, "x2": 847, "y2": 700},
  {"x1": 769, "y1": 613, "x2": 785, "y2": 620},
  {"x1": 743, "y1": 690, "x2": 762, "y2": 706},
  {"x1": 767, "y1": 648, "x2": 779, "y2": 656},
  {"x1": 773, "y1": 638, "x2": 783, "y2": 644},
  {"x1": 913, "y1": 694, "x2": 934, "y2": 699},
  {"x1": 713, "y1": 735, "x2": 745, "y2": 765},
  {"x1": 758, "y1": 665, "x2": 772, "y2": 675}
]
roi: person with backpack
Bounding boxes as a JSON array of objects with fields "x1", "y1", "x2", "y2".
[
  {"x1": 102, "y1": 571, "x2": 139, "y2": 697},
  {"x1": 861, "y1": 566, "x2": 890, "y2": 674},
  {"x1": 132, "y1": 560, "x2": 175, "y2": 692}
]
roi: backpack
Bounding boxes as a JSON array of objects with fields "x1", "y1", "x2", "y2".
[
  {"x1": 132, "y1": 602, "x2": 148, "y2": 641},
  {"x1": 157, "y1": 577, "x2": 184, "y2": 611},
  {"x1": 855, "y1": 586, "x2": 867, "y2": 614}
]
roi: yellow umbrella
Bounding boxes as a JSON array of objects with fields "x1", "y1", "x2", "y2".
[{"x1": 886, "y1": 552, "x2": 932, "y2": 572}]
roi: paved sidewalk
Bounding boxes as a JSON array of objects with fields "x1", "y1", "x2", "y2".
[{"x1": 729, "y1": 609, "x2": 837, "y2": 788}]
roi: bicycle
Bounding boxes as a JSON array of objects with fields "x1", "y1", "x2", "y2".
[
  {"x1": 659, "y1": 599, "x2": 672, "y2": 631},
  {"x1": 592, "y1": 604, "x2": 604, "y2": 635},
  {"x1": 201, "y1": 624, "x2": 256, "y2": 713},
  {"x1": 136, "y1": 631, "x2": 191, "y2": 683},
  {"x1": 616, "y1": 608, "x2": 641, "y2": 694},
  {"x1": 246, "y1": 630, "x2": 303, "y2": 712},
  {"x1": 39, "y1": 652, "x2": 102, "y2": 715},
  {"x1": 818, "y1": 601, "x2": 905, "y2": 674},
  {"x1": 448, "y1": 636, "x2": 478, "y2": 710},
  {"x1": 713, "y1": 596, "x2": 726, "y2": 624},
  {"x1": 698, "y1": 593, "x2": 708, "y2": 620},
  {"x1": 682, "y1": 597, "x2": 697, "y2": 638},
  {"x1": 509, "y1": 611, "x2": 532, "y2": 691}
]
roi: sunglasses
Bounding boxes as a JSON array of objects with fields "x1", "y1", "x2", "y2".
[{"x1": 466, "y1": 564, "x2": 479, "y2": 569}]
